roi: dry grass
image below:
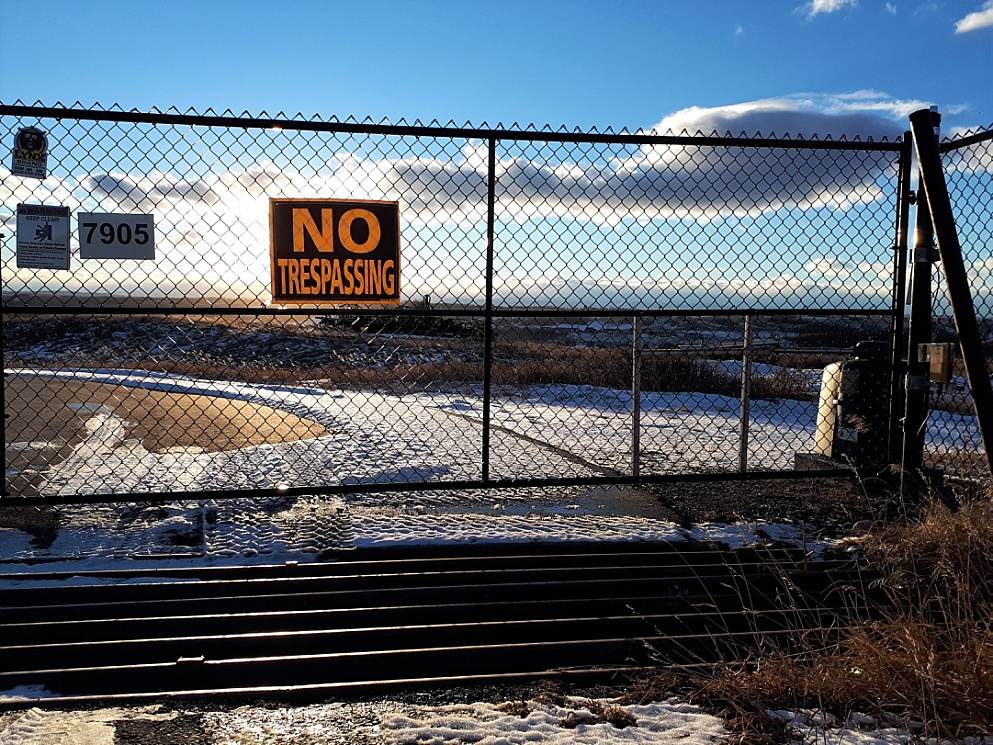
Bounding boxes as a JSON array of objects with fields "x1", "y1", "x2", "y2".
[
  {"x1": 7, "y1": 313, "x2": 828, "y2": 401},
  {"x1": 631, "y1": 481, "x2": 993, "y2": 741},
  {"x1": 559, "y1": 700, "x2": 639, "y2": 730},
  {"x1": 624, "y1": 670, "x2": 789, "y2": 745},
  {"x1": 924, "y1": 448, "x2": 992, "y2": 480},
  {"x1": 840, "y1": 487, "x2": 993, "y2": 732}
]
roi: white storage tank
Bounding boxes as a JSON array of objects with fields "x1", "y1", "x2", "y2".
[{"x1": 814, "y1": 362, "x2": 843, "y2": 457}]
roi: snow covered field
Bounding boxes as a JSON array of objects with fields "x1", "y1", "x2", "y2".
[
  {"x1": 2, "y1": 366, "x2": 982, "y2": 564},
  {"x1": 1, "y1": 368, "x2": 988, "y2": 743},
  {"x1": 1, "y1": 365, "x2": 818, "y2": 565}
]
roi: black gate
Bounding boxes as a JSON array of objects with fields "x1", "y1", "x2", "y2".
[{"x1": 8, "y1": 102, "x2": 977, "y2": 511}]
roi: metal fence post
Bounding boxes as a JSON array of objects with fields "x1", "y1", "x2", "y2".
[
  {"x1": 738, "y1": 313, "x2": 754, "y2": 473},
  {"x1": 631, "y1": 315, "x2": 642, "y2": 480},
  {"x1": 903, "y1": 113, "x2": 938, "y2": 473},
  {"x1": 909, "y1": 108, "x2": 993, "y2": 478},
  {"x1": 482, "y1": 136, "x2": 497, "y2": 483},
  {"x1": 889, "y1": 134, "x2": 914, "y2": 465}
]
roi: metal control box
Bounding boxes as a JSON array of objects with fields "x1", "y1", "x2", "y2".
[
  {"x1": 918, "y1": 343, "x2": 954, "y2": 384},
  {"x1": 814, "y1": 342, "x2": 891, "y2": 469}
]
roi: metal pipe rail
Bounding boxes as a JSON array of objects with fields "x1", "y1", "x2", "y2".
[{"x1": 0, "y1": 541, "x2": 881, "y2": 708}]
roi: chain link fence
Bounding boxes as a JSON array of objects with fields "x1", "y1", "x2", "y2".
[
  {"x1": 2, "y1": 104, "x2": 988, "y2": 545},
  {"x1": 923, "y1": 126, "x2": 993, "y2": 479}
]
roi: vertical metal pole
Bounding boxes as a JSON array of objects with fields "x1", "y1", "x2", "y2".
[
  {"x1": 1, "y1": 331, "x2": 6, "y2": 499},
  {"x1": 738, "y1": 313, "x2": 754, "y2": 473},
  {"x1": 1, "y1": 234, "x2": 7, "y2": 499},
  {"x1": 482, "y1": 137, "x2": 497, "y2": 483},
  {"x1": 909, "y1": 108, "x2": 993, "y2": 477},
  {"x1": 888, "y1": 135, "x2": 913, "y2": 464},
  {"x1": 903, "y1": 113, "x2": 938, "y2": 472},
  {"x1": 631, "y1": 315, "x2": 642, "y2": 480}
]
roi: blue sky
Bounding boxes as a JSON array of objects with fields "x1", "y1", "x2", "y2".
[
  {"x1": 1, "y1": 0, "x2": 991, "y2": 133},
  {"x1": 1, "y1": 1, "x2": 991, "y2": 309}
]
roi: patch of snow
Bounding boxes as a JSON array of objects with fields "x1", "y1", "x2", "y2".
[
  {"x1": 771, "y1": 709, "x2": 993, "y2": 745},
  {"x1": 0, "y1": 706, "x2": 176, "y2": 745},
  {"x1": 0, "y1": 687, "x2": 60, "y2": 703},
  {"x1": 349, "y1": 509, "x2": 687, "y2": 548},
  {"x1": 375, "y1": 699, "x2": 727, "y2": 744},
  {"x1": 202, "y1": 698, "x2": 729, "y2": 745}
]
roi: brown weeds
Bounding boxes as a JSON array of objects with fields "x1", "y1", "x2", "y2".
[{"x1": 674, "y1": 485, "x2": 992, "y2": 739}]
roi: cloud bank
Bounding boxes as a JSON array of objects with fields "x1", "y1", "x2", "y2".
[
  {"x1": 955, "y1": 1, "x2": 993, "y2": 33},
  {"x1": 3, "y1": 93, "x2": 988, "y2": 310},
  {"x1": 75, "y1": 95, "x2": 905, "y2": 229}
]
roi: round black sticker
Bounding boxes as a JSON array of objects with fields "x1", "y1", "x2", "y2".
[{"x1": 14, "y1": 126, "x2": 48, "y2": 160}]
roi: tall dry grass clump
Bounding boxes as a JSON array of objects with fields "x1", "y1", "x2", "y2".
[
  {"x1": 668, "y1": 481, "x2": 993, "y2": 741},
  {"x1": 840, "y1": 484, "x2": 993, "y2": 733}
]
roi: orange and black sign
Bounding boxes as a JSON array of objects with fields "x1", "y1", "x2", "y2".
[{"x1": 270, "y1": 198, "x2": 400, "y2": 304}]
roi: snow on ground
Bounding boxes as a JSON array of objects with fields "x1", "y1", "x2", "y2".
[
  {"x1": 2, "y1": 366, "x2": 980, "y2": 564},
  {"x1": 206, "y1": 698, "x2": 730, "y2": 745},
  {"x1": 8, "y1": 367, "x2": 981, "y2": 497},
  {"x1": 3, "y1": 699, "x2": 989, "y2": 745},
  {"x1": 1, "y1": 369, "x2": 987, "y2": 743},
  {"x1": 1, "y1": 367, "x2": 852, "y2": 565},
  {"x1": 0, "y1": 705, "x2": 176, "y2": 745},
  {"x1": 0, "y1": 700, "x2": 728, "y2": 745}
]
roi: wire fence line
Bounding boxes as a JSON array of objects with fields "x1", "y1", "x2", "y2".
[
  {"x1": 1, "y1": 103, "x2": 990, "y2": 508},
  {"x1": 926, "y1": 127, "x2": 993, "y2": 478}
]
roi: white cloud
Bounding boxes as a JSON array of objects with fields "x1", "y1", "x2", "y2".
[
  {"x1": 34, "y1": 97, "x2": 907, "y2": 248},
  {"x1": 885, "y1": 2, "x2": 897, "y2": 13},
  {"x1": 734, "y1": 24, "x2": 745, "y2": 35},
  {"x1": 790, "y1": 90, "x2": 934, "y2": 119},
  {"x1": 955, "y1": 1, "x2": 993, "y2": 32},
  {"x1": 648, "y1": 93, "x2": 906, "y2": 137},
  {"x1": 75, "y1": 96, "x2": 906, "y2": 233},
  {"x1": 807, "y1": 258, "x2": 853, "y2": 278},
  {"x1": 797, "y1": 0, "x2": 858, "y2": 18},
  {"x1": 4, "y1": 93, "x2": 935, "y2": 308}
]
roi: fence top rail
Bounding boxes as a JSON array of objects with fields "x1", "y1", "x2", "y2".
[
  {"x1": 0, "y1": 102, "x2": 907, "y2": 152},
  {"x1": 1, "y1": 304, "x2": 900, "y2": 319},
  {"x1": 939, "y1": 126, "x2": 993, "y2": 152}
]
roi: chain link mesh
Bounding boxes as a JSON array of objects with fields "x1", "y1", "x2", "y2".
[
  {"x1": 925, "y1": 128, "x2": 993, "y2": 480},
  {"x1": 2, "y1": 103, "x2": 987, "y2": 533}
]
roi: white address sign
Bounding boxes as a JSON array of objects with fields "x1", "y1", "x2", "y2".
[{"x1": 78, "y1": 212, "x2": 155, "y2": 260}]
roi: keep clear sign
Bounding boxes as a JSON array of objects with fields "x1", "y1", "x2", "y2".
[
  {"x1": 16, "y1": 204, "x2": 70, "y2": 270},
  {"x1": 269, "y1": 199, "x2": 401, "y2": 305}
]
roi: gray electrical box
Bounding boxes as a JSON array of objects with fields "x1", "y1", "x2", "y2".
[
  {"x1": 813, "y1": 341, "x2": 891, "y2": 469},
  {"x1": 918, "y1": 343, "x2": 954, "y2": 384}
]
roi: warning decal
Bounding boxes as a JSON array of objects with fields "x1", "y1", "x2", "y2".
[{"x1": 16, "y1": 203, "x2": 70, "y2": 270}]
